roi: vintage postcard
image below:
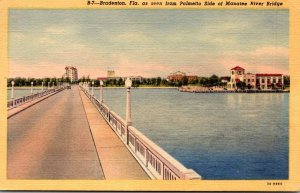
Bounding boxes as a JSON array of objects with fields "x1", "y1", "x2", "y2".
[{"x1": 0, "y1": 0, "x2": 299, "y2": 191}]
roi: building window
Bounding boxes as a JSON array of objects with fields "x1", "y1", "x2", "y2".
[
  {"x1": 252, "y1": 79, "x2": 254, "y2": 82},
  {"x1": 232, "y1": 71, "x2": 234, "y2": 75},
  {"x1": 262, "y1": 79, "x2": 265, "y2": 83},
  {"x1": 267, "y1": 79, "x2": 270, "y2": 84},
  {"x1": 278, "y1": 78, "x2": 282, "y2": 83}
]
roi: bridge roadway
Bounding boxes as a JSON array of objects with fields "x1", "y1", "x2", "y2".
[{"x1": 8, "y1": 85, "x2": 149, "y2": 179}]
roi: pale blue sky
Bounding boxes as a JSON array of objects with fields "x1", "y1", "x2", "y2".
[{"x1": 9, "y1": 10, "x2": 289, "y2": 78}]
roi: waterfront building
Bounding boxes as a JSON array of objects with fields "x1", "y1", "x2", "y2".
[
  {"x1": 256, "y1": 74, "x2": 284, "y2": 90},
  {"x1": 107, "y1": 76, "x2": 123, "y2": 81},
  {"x1": 244, "y1": 73, "x2": 256, "y2": 89},
  {"x1": 227, "y1": 66, "x2": 245, "y2": 89},
  {"x1": 227, "y1": 66, "x2": 284, "y2": 90},
  {"x1": 107, "y1": 70, "x2": 115, "y2": 78},
  {"x1": 106, "y1": 70, "x2": 124, "y2": 81},
  {"x1": 220, "y1": 76, "x2": 230, "y2": 83},
  {"x1": 167, "y1": 71, "x2": 186, "y2": 82},
  {"x1": 64, "y1": 66, "x2": 78, "y2": 83},
  {"x1": 97, "y1": 77, "x2": 108, "y2": 81},
  {"x1": 167, "y1": 71, "x2": 198, "y2": 83},
  {"x1": 187, "y1": 75, "x2": 198, "y2": 83},
  {"x1": 128, "y1": 76, "x2": 143, "y2": 82}
]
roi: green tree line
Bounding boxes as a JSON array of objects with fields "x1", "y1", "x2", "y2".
[
  {"x1": 78, "y1": 74, "x2": 229, "y2": 87},
  {"x1": 7, "y1": 77, "x2": 71, "y2": 87},
  {"x1": 8, "y1": 75, "x2": 289, "y2": 88}
]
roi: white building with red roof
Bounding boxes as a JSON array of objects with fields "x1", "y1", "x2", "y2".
[
  {"x1": 227, "y1": 66, "x2": 246, "y2": 89},
  {"x1": 256, "y1": 73, "x2": 284, "y2": 90},
  {"x1": 227, "y1": 66, "x2": 284, "y2": 90}
]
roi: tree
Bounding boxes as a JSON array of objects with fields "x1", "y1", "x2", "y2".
[
  {"x1": 284, "y1": 75, "x2": 290, "y2": 87},
  {"x1": 65, "y1": 77, "x2": 71, "y2": 83},
  {"x1": 132, "y1": 80, "x2": 140, "y2": 87},
  {"x1": 236, "y1": 81, "x2": 246, "y2": 90},
  {"x1": 181, "y1": 76, "x2": 188, "y2": 86},
  {"x1": 161, "y1": 79, "x2": 168, "y2": 86},
  {"x1": 199, "y1": 77, "x2": 208, "y2": 86},
  {"x1": 247, "y1": 84, "x2": 252, "y2": 90},
  {"x1": 117, "y1": 78, "x2": 123, "y2": 86},
  {"x1": 156, "y1": 77, "x2": 162, "y2": 86},
  {"x1": 209, "y1": 74, "x2": 219, "y2": 87}
]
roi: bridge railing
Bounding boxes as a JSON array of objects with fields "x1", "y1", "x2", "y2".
[
  {"x1": 7, "y1": 87, "x2": 65, "y2": 109},
  {"x1": 80, "y1": 85, "x2": 201, "y2": 180}
]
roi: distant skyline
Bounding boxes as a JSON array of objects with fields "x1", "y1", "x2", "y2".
[{"x1": 9, "y1": 10, "x2": 289, "y2": 78}]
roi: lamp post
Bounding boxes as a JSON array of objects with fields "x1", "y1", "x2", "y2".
[
  {"x1": 31, "y1": 81, "x2": 33, "y2": 94},
  {"x1": 11, "y1": 81, "x2": 15, "y2": 100},
  {"x1": 52, "y1": 82, "x2": 54, "y2": 88},
  {"x1": 100, "y1": 80, "x2": 104, "y2": 103},
  {"x1": 48, "y1": 82, "x2": 50, "y2": 90},
  {"x1": 11, "y1": 80, "x2": 15, "y2": 107},
  {"x1": 42, "y1": 82, "x2": 44, "y2": 92},
  {"x1": 125, "y1": 78, "x2": 132, "y2": 125},
  {"x1": 92, "y1": 81, "x2": 94, "y2": 96}
]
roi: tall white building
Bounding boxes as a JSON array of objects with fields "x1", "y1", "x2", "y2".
[{"x1": 65, "y1": 66, "x2": 78, "y2": 82}]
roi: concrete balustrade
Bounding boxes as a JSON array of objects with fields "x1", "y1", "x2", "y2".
[
  {"x1": 79, "y1": 84, "x2": 201, "y2": 180},
  {"x1": 7, "y1": 87, "x2": 65, "y2": 110}
]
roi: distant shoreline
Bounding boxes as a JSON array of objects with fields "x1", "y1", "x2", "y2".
[
  {"x1": 7, "y1": 86, "x2": 178, "y2": 89},
  {"x1": 7, "y1": 86, "x2": 290, "y2": 93}
]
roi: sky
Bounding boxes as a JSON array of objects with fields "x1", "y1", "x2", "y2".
[{"x1": 9, "y1": 9, "x2": 289, "y2": 78}]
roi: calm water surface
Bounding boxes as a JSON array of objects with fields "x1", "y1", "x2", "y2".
[
  {"x1": 8, "y1": 88, "x2": 289, "y2": 179},
  {"x1": 7, "y1": 88, "x2": 43, "y2": 100}
]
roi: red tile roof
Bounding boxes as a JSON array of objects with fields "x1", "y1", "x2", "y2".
[
  {"x1": 221, "y1": 76, "x2": 230, "y2": 80},
  {"x1": 231, "y1": 66, "x2": 245, "y2": 70},
  {"x1": 97, "y1": 77, "x2": 108, "y2": 80},
  {"x1": 256, "y1": 74, "x2": 282, "y2": 77}
]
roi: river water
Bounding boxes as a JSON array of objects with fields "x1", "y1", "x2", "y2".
[{"x1": 8, "y1": 87, "x2": 289, "y2": 179}]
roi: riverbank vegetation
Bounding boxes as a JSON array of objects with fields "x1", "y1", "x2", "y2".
[{"x1": 7, "y1": 75, "x2": 290, "y2": 89}]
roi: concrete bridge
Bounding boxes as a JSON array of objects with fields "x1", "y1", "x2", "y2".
[{"x1": 7, "y1": 83, "x2": 201, "y2": 180}]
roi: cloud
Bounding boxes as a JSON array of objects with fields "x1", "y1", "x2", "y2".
[
  {"x1": 39, "y1": 37, "x2": 57, "y2": 44},
  {"x1": 44, "y1": 27, "x2": 70, "y2": 35},
  {"x1": 10, "y1": 32, "x2": 26, "y2": 40},
  {"x1": 9, "y1": 10, "x2": 289, "y2": 78},
  {"x1": 219, "y1": 46, "x2": 289, "y2": 75},
  {"x1": 251, "y1": 46, "x2": 289, "y2": 57},
  {"x1": 115, "y1": 32, "x2": 152, "y2": 43},
  {"x1": 9, "y1": 61, "x2": 68, "y2": 78}
]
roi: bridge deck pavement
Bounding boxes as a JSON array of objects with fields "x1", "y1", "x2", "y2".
[
  {"x1": 8, "y1": 86, "x2": 104, "y2": 179},
  {"x1": 79, "y1": 89, "x2": 150, "y2": 179},
  {"x1": 8, "y1": 89, "x2": 62, "y2": 118}
]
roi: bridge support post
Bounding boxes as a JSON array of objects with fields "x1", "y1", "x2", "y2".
[
  {"x1": 125, "y1": 78, "x2": 132, "y2": 126},
  {"x1": 11, "y1": 81, "x2": 15, "y2": 108},
  {"x1": 92, "y1": 81, "x2": 94, "y2": 96},
  {"x1": 31, "y1": 82, "x2": 33, "y2": 94},
  {"x1": 100, "y1": 80, "x2": 104, "y2": 103}
]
